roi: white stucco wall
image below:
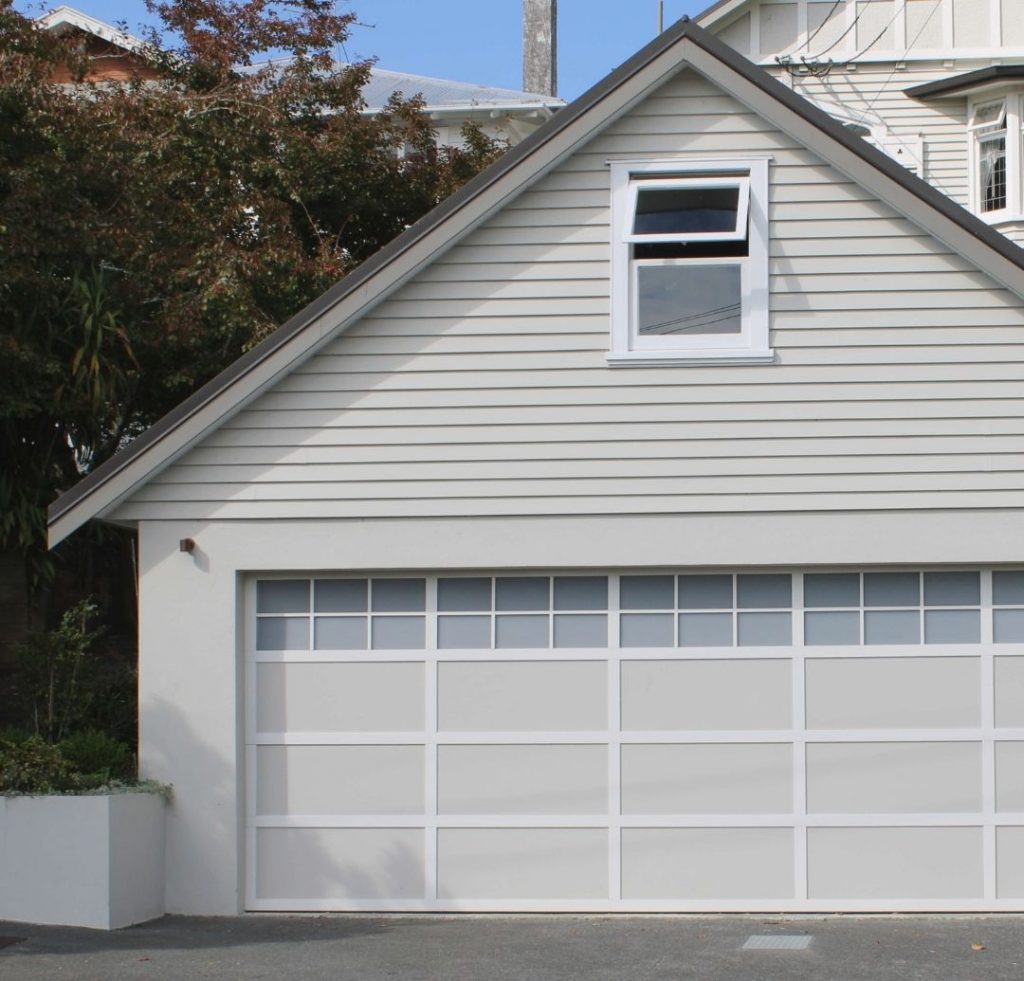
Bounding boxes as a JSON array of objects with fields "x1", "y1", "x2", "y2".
[{"x1": 139, "y1": 510, "x2": 1024, "y2": 913}]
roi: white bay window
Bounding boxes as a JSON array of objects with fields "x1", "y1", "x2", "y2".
[
  {"x1": 609, "y1": 158, "x2": 771, "y2": 366},
  {"x1": 968, "y1": 94, "x2": 1024, "y2": 221}
]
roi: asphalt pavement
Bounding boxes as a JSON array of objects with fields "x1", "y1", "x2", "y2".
[{"x1": 0, "y1": 913, "x2": 1021, "y2": 981}]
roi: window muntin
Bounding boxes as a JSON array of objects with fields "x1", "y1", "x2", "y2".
[{"x1": 609, "y1": 158, "x2": 769, "y2": 364}]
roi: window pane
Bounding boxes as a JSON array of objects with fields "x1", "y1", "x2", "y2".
[
  {"x1": 554, "y1": 614, "x2": 608, "y2": 647},
  {"x1": 864, "y1": 610, "x2": 920, "y2": 644},
  {"x1": 737, "y1": 612, "x2": 792, "y2": 646},
  {"x1": 257, "y1": 580, "x2": 309, "y2": 614},
  {"x1": 633, "y1": 185, "x2": 740, "y2": 235},
  {"x1": 438, "y1": 577, "x2": 492, "y2": 612},
  {"x1": 553, "y1": 576, "x2": 608, "y2": 611},
  {"x1": 495, "y1": 614, "x2": 548, "y2": 648},
  {"x1": 620, "y1": 575, "x2": 675, "y2": 610},
  {"x1": 371, "y1": 616, "x2": 425, "y2": 649},
  {"x1": 636, "y1": 264, "x2": 742, "y2": 336},
  {"x1": 737, "y1": 574, "x2": 792, "y2": 609},
  {"x1": 495, "y1": 577, "x2": 550, "y2": 611},
  {"x1": 980, "y1": 135, "x2": 1007, "y2": 212},
  {"x1": 864, "y1": 572, "x2": 920, "y2": 608},
  {"x1": 678, "y1": 612, "x2": 733, "y2": 647},
  {"x1": 805, "y1": 611, "x2": 860, "y2": 646},
  {"x1": 804, "y1": 573, "x2": 860, "y2": 608},
  {"x1": 621, "y1": 614, "x2": 674, "y2": 647},
  {"x1": 924, "y1": 610, "x2": 980, "y2": 644},
  {"x1": 994, "y1": 572, "x2": 1024, "y2": 606},
  {"x1": 923, "y1": 572, "x2": 980, "y2": 607},
  {"x1": 678, "y1": 575, "x2": 733, "y2": 609},
  {"x1": 995, "y1": 609, "x2": 1024, "y2": 643},
  {"x1": 371, "y1": 578, "x2": 426, "y2": 612},
  {"x1": 438, "y1": 615, "x2": 491, "y2": 649},
  {"x1": 257, "y1": 617, "x2": 309, "y2": 651},
  {"x1": 314, "y1": 616, "x2": 367, "y2": 650},
  {"x1": 314, "y1": 579, "x2": 367, "y2": 613}
]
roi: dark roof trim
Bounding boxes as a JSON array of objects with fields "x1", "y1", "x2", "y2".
[
  {"x1": 906, "y1": 65, "x2": 1024, "y2": 100},
  {"x1": 48, "y1": 16, "x2": 1024, "y2": 537}
]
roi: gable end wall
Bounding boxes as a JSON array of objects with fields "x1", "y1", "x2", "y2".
[{"x1": 115, "y1": 67, "x2": 1024, "y2": 522}]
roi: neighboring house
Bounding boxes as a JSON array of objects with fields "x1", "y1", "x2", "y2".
[
  {"x1": 35, "y1": 6, "x2": 564, "y2": 147},
  {"x1": 48, "y1": 16, "x2": 1024, "y2": 915},
  {"x1": 698, "y1": 0, "x2": 1024, "y2": 242}
]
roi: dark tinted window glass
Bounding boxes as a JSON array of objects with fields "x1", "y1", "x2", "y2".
[{"x1": 633, "y1": 185, "x2": 740, "y2": 235}]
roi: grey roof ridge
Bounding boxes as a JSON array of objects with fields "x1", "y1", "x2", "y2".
[{"x1": 46, "y1": 15, "x2": 1024, "y2": 537}]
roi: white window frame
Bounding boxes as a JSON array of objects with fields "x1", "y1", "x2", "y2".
[
  {"x1": 967, "y1": 93, "x2": 1022, "y2": 223},
  {"x1": 608, "y1": 158, "x2": 772, "y2": 367}
]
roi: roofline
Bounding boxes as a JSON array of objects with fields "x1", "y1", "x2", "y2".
[
  {"x1": 694, "y1": 0, "x2": 749, "y2": 27},
  {"x1": 906, "y1": 65, "x2": 1024, "y2": 100},
  {"x1": 36, "y1": 5, "x2": 146, "y2": 53},
  {"x1": 47, "y1": 16, "x2": 1024, "y2": 545}
]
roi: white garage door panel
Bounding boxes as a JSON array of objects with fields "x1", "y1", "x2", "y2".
[
  {"x1": 995, "y1": 743, "x2": 1024, "y2": 812},
  {"x1": 621, "y1": 743, "x2": 793, "y2": 814},
  {"x1": 807, "y1": 828, "x2": 984, "y2": 900},
  {"x1": 805, "y1": 657, "x2": 980, "y2": 729},
  {"x1": 806, "y1": 743, "x2": 982, "y2": 814},
  {"x1": 256, "y1": 661, "x2": 424, "y2": 732},
  {"x1": 996, "y1": 828, "x2": 1024, "y2": 898},
  {"x1": 257, "y1": 745, "x2": 425, "y2": 816},
  {"x1": 437, "y1": 829, "x2": 608, "y2": 899},
  {"x1": 256, "y1": 828, "x2": 426, "y2": 900},
  {"x1": 994, "y1": 657, "x2": 1024, "y2": 727},
  {"x1": 622, "y1": 828, "x2": 794, "y2": 899},
  {"x1": 247, "y1": 569, "x2": 1024, "y2": 912},
  {"x1": 438, "y1": 745, "x2": 608, "y2": 815},
  {"x1": 437, "y1": 660, "x2": 607, "y2": 732},
  {"x1": 620, "y1": 659, "x2": 792, "y2": 731}
]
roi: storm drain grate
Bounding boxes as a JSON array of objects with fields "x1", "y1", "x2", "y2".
[
  {"x1": 743, "y1": 935, "x2": 813, "y2": 950},
  {"x1": 0, "y1": 937, "x2": 25, "y2": 950}
]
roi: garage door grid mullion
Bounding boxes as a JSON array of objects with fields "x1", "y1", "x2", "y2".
[{"x1": 246, "y1": 568, "x2": 1024, "y2": 912}]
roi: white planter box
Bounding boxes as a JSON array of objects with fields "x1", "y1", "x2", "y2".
[{"x1": 0, "y1": 792, "x2": 166, "y2": 929}]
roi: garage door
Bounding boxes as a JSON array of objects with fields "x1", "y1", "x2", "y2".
[{"x1": 246, "y1": 570, "x2": 1024, "y2": 911}]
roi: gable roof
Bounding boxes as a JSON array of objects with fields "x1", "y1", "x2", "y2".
[
  {"x1": 37, "y1": 5, "x2": 146, "y2": 53},
  {"x1": 47, "y1": 15, "x2": 1024, "y2": 547}
]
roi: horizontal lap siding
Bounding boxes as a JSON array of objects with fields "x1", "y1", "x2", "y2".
[
  {"x1": 776, "y1": 63, "x2": 974, "y2": 206},
  {"x1": 118, "y1": 68, "x2": 1024, "y2": 522}
]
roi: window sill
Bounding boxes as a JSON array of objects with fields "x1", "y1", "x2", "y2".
[
  {"x1": 606, "y1": 350, "x2": 775, "y2": 367},
  {"x1": 977, "y1": 210, "x2": 1024, "y2": 226}
]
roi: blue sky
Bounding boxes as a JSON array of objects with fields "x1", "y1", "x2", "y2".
[{"x1": 19, "y1": 0, "x2": 709, "y2": 100}]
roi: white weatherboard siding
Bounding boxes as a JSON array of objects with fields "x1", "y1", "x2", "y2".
[
  {"x1": 705, "y1": 0, "x2": 1024, "y2": 63},
  {"x1": 115, "y1": 67, "x2": 1024, "y2": 524}
]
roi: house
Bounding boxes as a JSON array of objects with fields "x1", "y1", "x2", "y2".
[
  {"x1": 47, "y1": 12, "x2": 1024, "y2": 914},
  {"x1": 698, "y1": 0, "x2": 1024, "y2": 242},
  {"x1": 35, "y1": 6, "x2": 564, "y2": 147}
]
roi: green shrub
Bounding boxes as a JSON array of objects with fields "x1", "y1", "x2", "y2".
[
  {"x1": 0, "y1": 727, "x2": 32, "y2": 746},
  {"x1": 16, "y1": 599, "x2": 104, "y2": 743},
  {"x1": 0, "y1": 736, "x2": 79, "y2": 794},
  {"x1": 58, "y1": 730, "x2": 134, "y2": 783}
]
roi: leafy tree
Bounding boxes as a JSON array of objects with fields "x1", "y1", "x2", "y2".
[{"x1": 0, "y1": 0, "x2": 504, "y2": 589}]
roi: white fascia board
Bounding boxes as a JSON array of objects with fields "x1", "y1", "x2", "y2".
[
  {"x1": 46, "y1": 42, "x2": 692, "y2": 548},
  {"x1": 695, "y1": 0, "x2": 753, "y2": 29}
]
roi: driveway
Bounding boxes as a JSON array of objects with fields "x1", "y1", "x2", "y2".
[{"x1": 0, "y1": 913, "x2": 1020, "y2": 981}]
